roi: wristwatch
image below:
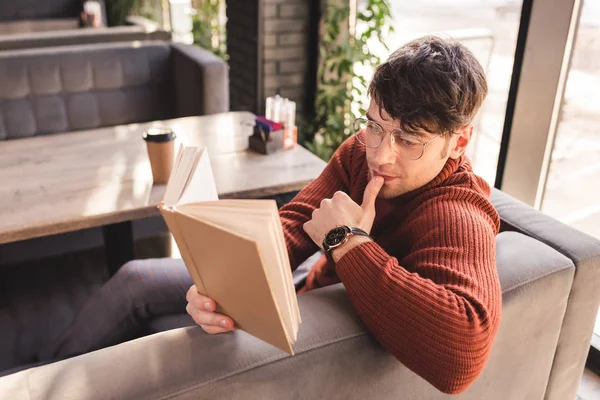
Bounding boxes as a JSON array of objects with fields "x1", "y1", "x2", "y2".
[{"x1": 322, "y1": 225, "x2": 371, "y2": 262}]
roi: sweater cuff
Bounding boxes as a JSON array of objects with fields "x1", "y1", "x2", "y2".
[{"x1": 336, "y1": 241, "x2": 391, "y2": 283}]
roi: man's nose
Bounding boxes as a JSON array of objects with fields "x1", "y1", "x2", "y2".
[{"x1": 372, "y1": 133, "x2": 397, "y2": 165}]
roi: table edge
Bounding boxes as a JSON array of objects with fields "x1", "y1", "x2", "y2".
[{"x1": 0, "y1": 180, "x2": 314, "y2": 244}]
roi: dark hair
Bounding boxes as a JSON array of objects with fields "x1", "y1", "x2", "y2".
[{"x1": 368, "y1": 35, "x2": 488, "y2": 135}]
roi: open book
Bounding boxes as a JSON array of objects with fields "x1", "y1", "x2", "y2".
[{"x1": 158, "y1": 145, "x2": 301, "y2": 355}]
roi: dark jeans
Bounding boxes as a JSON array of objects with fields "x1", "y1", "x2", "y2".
[
  {"x1": 36, "y1": 253, "x2": 321, "y2": 364},
  {"x1": 37, "y1": 191, "x2": 304, "y2": 363},
  {"x1": 37, "y1": 257, "x2": 195, "y2": 362}
]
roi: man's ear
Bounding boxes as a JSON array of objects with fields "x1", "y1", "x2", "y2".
[{"x1": 448, "y1": 125, "x2": 473, "y2": 159}]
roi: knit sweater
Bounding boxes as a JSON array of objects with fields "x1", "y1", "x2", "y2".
[{"x1": 278, "y1": 135, "x2": 501, "y2": 394}]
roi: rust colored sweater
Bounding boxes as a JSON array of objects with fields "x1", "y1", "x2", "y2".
[{"x1": 279, "y1": 135, "x2": 501, "y2": 394}]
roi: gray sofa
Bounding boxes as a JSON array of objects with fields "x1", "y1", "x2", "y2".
[
  {"x1": 0, "y1": 40, "x2": 229, "y2": 266},
  {"x1": 0, "y1": 40, "x2": 229, "y2": 141},
  {"x1": 0, "y1": 189, "x2": 598, "y2": 399}
]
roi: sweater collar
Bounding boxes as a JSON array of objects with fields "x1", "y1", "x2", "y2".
[{"x1": 381, "y1": 155, "x2": 467, "y2": 205}]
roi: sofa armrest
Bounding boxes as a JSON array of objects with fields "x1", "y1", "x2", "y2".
[
  {"x1": 491, "y1": 188, "x2": 600, "y2": 400},
  {"x1": 171, "y1": 43, "x2": 229, "y2": 117},
  {"x1": 491, "y1": 188, "x2": 600, "y2": 262},
  {"x1": 0, "y1": 285, "x2": 449, "y2": 400}
]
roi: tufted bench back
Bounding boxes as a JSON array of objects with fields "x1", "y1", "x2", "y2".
[
  {"x1": 0, "y1": 0, "x2": 80, "y2": 21},
  {"x1": 0, "y1": 42, "x2": 177, "y2": 140}
]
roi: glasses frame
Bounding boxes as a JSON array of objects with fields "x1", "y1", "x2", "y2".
[{"x1": 354, "y1": 117, "x2": 446, "y2": 161}]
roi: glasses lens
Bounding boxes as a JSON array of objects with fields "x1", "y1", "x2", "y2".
[
  {"x1": 393, "y1": 131, "x2": 425, "y2": 160},
  {"x1": 355, "y1": 118, "x2": 384, "y2": 148}
]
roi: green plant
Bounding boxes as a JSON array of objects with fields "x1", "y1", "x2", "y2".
[
  {"x1": 301, "y1": 0, "x2": 393, "y2": 161},
  {"x1": 191, "y1": 0, "x2": 227, "y2": 59}
]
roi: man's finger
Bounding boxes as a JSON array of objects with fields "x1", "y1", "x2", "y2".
[
  {"x1": 186, "y1": 285, "x2": 214, "y2": 311},
  {"x1": 201, "y1": 325, "x2": 234, "y2": 335},
  {"x1": 186, "y1": 304, "x2": 235, "y2": 329},
  {"x1": 361, "y1": 176, "x2": 384, "y2": 210}
]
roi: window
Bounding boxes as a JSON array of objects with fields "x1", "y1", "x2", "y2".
[
  {"x1": 540, "y1": 1, "x2": 600, "y2": 338},
  {"x1": 385, "y1": 0, "x2": 523, "y2": 184}
]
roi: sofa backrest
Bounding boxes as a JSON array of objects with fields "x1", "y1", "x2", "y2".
[
  {"x1": 0, "y1": 19, "x2": 79, "y2": 35},
  {"x1": 0, "y1": 0, "x2": 81, "y2": 21},
  {"x1": 0, "y1": 26, "x2": 172, "y2": 51},
  {"x1": 0, "y1": 42, "x2": 177, "y2": 140}
]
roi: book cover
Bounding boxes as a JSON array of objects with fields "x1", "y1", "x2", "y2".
[{"x1": 158, "y1": 145, "x2": 300, "y2": 354}]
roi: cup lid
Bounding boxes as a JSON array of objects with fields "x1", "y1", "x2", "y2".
[{"x1": 143, "y1": 127, "x2": 176, "y2": 143}]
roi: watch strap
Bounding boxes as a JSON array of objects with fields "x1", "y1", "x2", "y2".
[{"x1": 348, "y1": 227, "x2": 369, "y2": 238}]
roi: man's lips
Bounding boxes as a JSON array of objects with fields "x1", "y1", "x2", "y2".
[{"x1": 372, "y1": 170, "x2": 398, "y2": 182}]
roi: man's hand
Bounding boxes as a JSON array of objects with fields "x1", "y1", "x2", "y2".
[
  {"x1": 186, "y1": 285, "x2": 236, "y2": 334},
  {"x1": 303, "y1": 176, "x2": 384, "y2": 250}
]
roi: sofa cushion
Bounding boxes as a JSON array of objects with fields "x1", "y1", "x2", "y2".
[{"x1": 0, "y1": 42, "x2": 176, "y2": 140}]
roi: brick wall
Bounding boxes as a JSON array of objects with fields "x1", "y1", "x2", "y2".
[
  {"x1": 227, "y1": 0, "x2": 314, "y2": 115},
  {"x1": 226, "y1": 0, "x2": 261, "y2": 113},
  {"x1": 262, "y1": 0, "x2": 310, "y2": 114}
]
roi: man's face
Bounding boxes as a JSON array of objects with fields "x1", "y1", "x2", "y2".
[{"x1": 364, "y1": 100, "x2": 470, "y2": 199}]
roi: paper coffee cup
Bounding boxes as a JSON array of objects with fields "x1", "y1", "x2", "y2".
[{"x1": 143, "y1": 127, "x2": 176, "y2": 184}]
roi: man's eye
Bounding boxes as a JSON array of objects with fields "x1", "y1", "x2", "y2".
[
  {"x1": 367, "y1": 122, "x2": 383, "y2": 134},
  {"x1": 396, "y1": 134, "x2": 419, "y2": 147}
]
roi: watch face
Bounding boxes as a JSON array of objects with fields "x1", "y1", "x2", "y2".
[{"x1": 325, "y1": 226, "x2": 350, "y2": 248}]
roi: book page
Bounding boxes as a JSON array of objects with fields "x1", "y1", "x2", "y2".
[
  {"x1": 178, "y1": 201, "x2": 297, "y2": 344},
  {"x1": 177, "y1": 147, "x2": 218, "y2": 206},
  {"x1": 163, "y1": 146, "x2": 218, "y2": 207},
  {"x1": 269, "y1": 206, "x2": 302, "y2": 339},
  {"x1": 163, "y1": 147, "x2": 198, "y2": 207},
  {"x1": 170, "y1": 144, "x2": 185, "y2": 182}
]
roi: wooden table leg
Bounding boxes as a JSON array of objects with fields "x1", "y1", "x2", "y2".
[{"x1": 102, "y1": 221, "x2": 135, "y2": 276}]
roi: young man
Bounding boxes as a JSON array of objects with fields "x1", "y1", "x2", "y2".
[{"x1": 40, "y1": 35, "x2": 500, "y2": 394}]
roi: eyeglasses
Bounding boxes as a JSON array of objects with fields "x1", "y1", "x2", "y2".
[{"x1": 353, "y1": 117, "x2": 445, "y2": 161}]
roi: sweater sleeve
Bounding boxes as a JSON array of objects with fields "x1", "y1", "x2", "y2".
[
  {"x1": 279, "y1": 138, "x2": 354, "y2": 270},
  {"x1": 335, "y1": 187, "x2": 501, "y2": 394}
]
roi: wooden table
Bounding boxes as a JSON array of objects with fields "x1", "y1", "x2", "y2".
[{"x1": 0, "y1": 112, "x2": 326, "y2": 272}]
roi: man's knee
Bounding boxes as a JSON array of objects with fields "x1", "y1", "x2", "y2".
[
  {"x1": 113, "y1": 259, "x2": 144, "y2": 283},
  {"x1": 107, "y1": 260, "x2": 149, "y2": 299},
  {"x1": 110, "y1": 258, "x2": 191, "y2": 298}
]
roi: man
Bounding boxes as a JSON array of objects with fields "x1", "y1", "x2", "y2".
[{"x1": 40, "y1": 35, "x2": 501, "y2": 395}]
